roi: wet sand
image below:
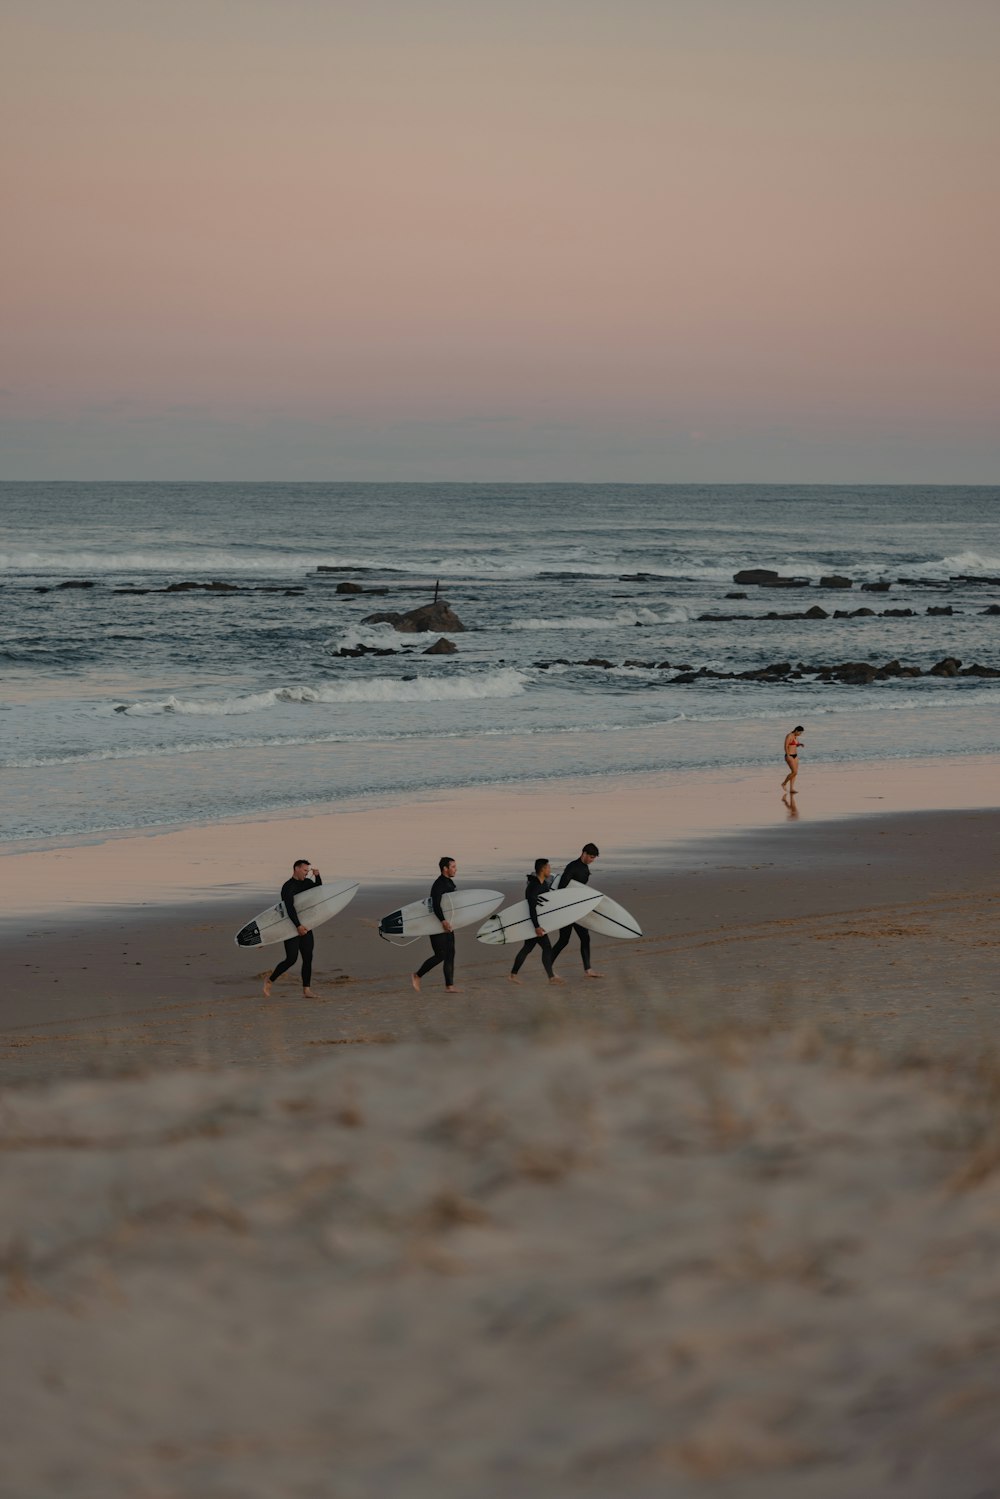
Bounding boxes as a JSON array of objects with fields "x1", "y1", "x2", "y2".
[{"x1": 2, "y1": 799, "x2": 998, "y2": 1085}]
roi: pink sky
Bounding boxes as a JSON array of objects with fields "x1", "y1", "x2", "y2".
[{"x1": 2, "y1": 0, "x2": 999, "y2": 480}]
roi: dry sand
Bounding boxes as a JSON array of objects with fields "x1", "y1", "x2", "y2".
[{"x1": 2, "y1": 764, "x2": 1000, "y2": 1496}]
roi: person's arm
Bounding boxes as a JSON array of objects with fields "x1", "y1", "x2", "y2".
[
  {"x1": 282, "y1": 881, "x2": 303, "y2": 929},
  {"x1": 527, "y1": 880, "x2": 545, "y2": 935},
  {"x1": 431, "y1": 876, "x2": 453, "y2": 932}
]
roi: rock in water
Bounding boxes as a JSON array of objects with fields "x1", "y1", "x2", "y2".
[{"x1": 362, "y1": 600, "x2": 465, "y2": 633}]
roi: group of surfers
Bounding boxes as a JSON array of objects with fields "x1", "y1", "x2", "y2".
[
  {"x1": 262, "y1": 843, "x2": 603, "y2": 999},
  {"x1": 261, "y1": 725, "x2": 807, "y2": 999}
]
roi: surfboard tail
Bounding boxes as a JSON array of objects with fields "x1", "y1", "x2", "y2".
[{"x1": 235, "y1": 921, "x2": 262, "y2": 948}]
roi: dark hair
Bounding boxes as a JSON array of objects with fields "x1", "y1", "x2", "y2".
[
  {"x1": 582, "y1": 842, "x2": 599, "y2": 857},
  {"x1": 793, "y1": 725, "x2": 804, "y2": 734},
  {"x1": 439, "y1": 855, "x2": 455, "y2": 872},
  {"x1": 293, "y1": 858, "x2": 310, "y2": 868},
  {"x1": 533, "y1": 857, "x2": 549, "y2": 875}
]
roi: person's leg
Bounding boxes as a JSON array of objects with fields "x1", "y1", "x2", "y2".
[
  {"x1": 299, "y1": 931, "x2": 315, "y2": 990},
  {"x1": 443, "y1": 932, "x2": 457, "y2": 989},
  {"x1": 265, "y1": 937, "x2": 300, "y2": 994},
  {"x1": 413, "y1": 935, "x2": 445, "y2": 990},
  {"x1": 576, "y1": 924, "x2": 592, "y2": 971},
  {"x1": 510, "y1": 938, "x2": 537, "y2": 980},
  {"x1": 550, "y1": 926, "x2": 572, "y2": 963},
  {"x1": 539, "y1": 934, "x2": 564, "y2": 983}
]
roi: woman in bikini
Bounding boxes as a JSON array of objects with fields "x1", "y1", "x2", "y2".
[{"x1": 781, "y1": 725, "x2": 804, "y2": 791}]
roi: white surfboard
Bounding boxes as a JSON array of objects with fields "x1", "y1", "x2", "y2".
[
  {"x1": 379, "y1": 888, "x2": 504, "y2": 942},
  {"x1": 235, "y1": 878, "x2": 360, "y2": 948},
  {"x1": 477, "y1": 884, "x2": 603, "y2": 946},
  {"x1": 569, "y1": 882, "x2": 642, "y2": 939}
]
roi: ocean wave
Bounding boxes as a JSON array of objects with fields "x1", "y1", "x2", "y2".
[
  {"x1": 328, "y1": 622, "x2": 414, "y2": 652},
  {"x1": 114, "y1": 668, "x2": 528, "y2": 717},
  {"x1": 511, "y1": 606, "x2": 688, "y2": 630}
]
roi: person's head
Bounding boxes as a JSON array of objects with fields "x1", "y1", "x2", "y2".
[
  {"x1": 293, "y1": 859, "x2": 311, "y2": 876},
  {"x1": 581, "y1": 842, "x2": 599, "y2": 864},
  {"x1": 439, "y1": 856, "x2": 457, "y2": 877},
  {"x1": 533, "y1": 857, "x2": 550, "y2": 880},
  {"x1": 793, "y1": 725, "x2": 804, "y2": 735}
]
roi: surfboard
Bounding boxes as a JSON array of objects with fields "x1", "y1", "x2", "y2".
[
  {"x1": 234, "y1": 878, "x2": 360, "y2": 947},
  {"x1": 476, "y1": 884, "x2": 603, "y2": 946},
  {"x1": 379, "y1": 888, "x2": 504, "y2": 941},
  {"x1": 568, "y1": 882, "x2": 642, "y2": 939}
]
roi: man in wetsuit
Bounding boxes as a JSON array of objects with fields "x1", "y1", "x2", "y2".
[
  {"x1": 550, "y1": 842, "x2": 603, "y2": 979},
  {"x1": 263, "y1": 859, "x2": 322, "y2": 998},
  {"x1": 412, "y1": 856, "x2": 460, "y2": 993},
  {"x1": 509, "y1": 858, "x2": 566, "y2": 986}
]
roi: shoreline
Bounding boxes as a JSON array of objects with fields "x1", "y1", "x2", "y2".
[{"x1": 2, "y1": 750, "x2": 999, "y2": 923}]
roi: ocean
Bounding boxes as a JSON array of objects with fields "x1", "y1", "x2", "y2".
[{"x1": 2, "y1": 482, "x2": 998, "y2": 844}]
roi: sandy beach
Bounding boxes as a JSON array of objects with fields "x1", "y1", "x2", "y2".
[{"x1": 2, "y1": 760, "x2": 1000, "y2": 1495}]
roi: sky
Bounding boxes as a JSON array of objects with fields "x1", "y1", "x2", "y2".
[{"x1": 2, "y1": 0, "x2": 998, "y2": 482}]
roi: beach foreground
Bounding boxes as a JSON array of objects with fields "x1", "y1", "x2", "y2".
[
  {"x1": 4, "y1": 1028, "x2": 1000, "y2": 1498},
  {"x1": 2, "y1": 774, "x2": 999, "y2": 1496}
]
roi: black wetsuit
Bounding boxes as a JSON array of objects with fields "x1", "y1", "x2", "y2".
[
  {"x1": 267, "y1": 874, "x2": 321, "y2": 988},
  {"x1": 511, "y1": 874, "x2": 556, "y2": 978},
  {"x1": 415, "y1": 874, "x2": 456, "y2": 986},
  {"x1": 550, "y1": 857, "x2": 593, "y2": 971}
]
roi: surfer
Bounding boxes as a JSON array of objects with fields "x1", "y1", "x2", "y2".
[
  {"x1": 550, "y1": 842, "x2": 604, "y2": 978},
  {"x1": 509, "y1": 859, "x2": 566, "y2": 985},
  {"x1": 263, "y1": 860, "x2": 322, "y2": 998},
  {"x1": 781, "y1": 725, "x2": 804, "y2": 791},
  {"x1": 411, "y1": 857, "x2": 460, "y2": 993}
]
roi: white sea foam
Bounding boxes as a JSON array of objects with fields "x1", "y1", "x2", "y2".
[
  {"x1": 512, "y1": 606, "x2": 688, "y2": 630},
  {"x1": 329, "y1": 622, "x2": 407, "y2": 652},
  {"x1": 116, "y1": 669, "x2": 528, "y2": 717}
]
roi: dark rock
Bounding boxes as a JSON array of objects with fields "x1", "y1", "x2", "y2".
[
  {"x1": 35, "y1": 587, "x2": 51, "y2": 593},
  {"x1": 165, "y1": 580, "x2": 239, "y2": 593},
  {"x1": 819, "y1": 575, "x2": 853, "y2": 589},
  {"x1": 880, "y1": 608, "x2": 914, "y2": 617},
  {"x1": 726, "y1": 592, "x2": 747, "y2": 599},
  {"x1": 804, "y1": 605, "x2": 829, "y2": 620},
  {"x1": 57, "y1": 579, "x2": 96, "y2": 589},
  {"x1": 656, "y1": 661, "x2": 672, "y2": 669},
  {"x1": 733, "y1": 569, "x2": 779, "y2": 584},
  {"x1": 423, "y1": 637, "x2": 457, "y2": 655},
  {"x1": 623, "y1": 660, "x2": 654, "y2": 668},
  {"x1": 336, "y1": 644, "x2": 399, "y2": 658},
  {"x1": 851, "y1": 608, "x2": 876, "y2": 617},
  {"x1": 671, "y1": 672, "x2": 698, "y2": 683},
  {"x1": 983, "y1": 605, "x2": 1000, "y2": 615},
  {"x1": 860, "y1": 581, "x2": 891, "y2": 592},
  {"x1": 759, "y1": 577, "x2": 811, "y2": 588},
  {"x1": 954, "y1": 575, "x2": 1000, "y2": 586},
  {"x1": 335, "y1": 582, "x2": 366, "y2": 594},
  {"x1": 114, "y1": 589, "x2": 150, "y2": 595},
  {"x1": 361, "y1": 600, "x2": 465, "y2": 633},
  {"x1": 929, "y1": 657, "x2": 962, "y2": 677},
  {"x1": 583, "y1": 658, "x2": 614, "y2": 669},
  {"x1": 926, "y1": 606, "x2": 953, "y2": 616},
  {"x1": 619, "y1": 573, "x2": 656, "y2": 581},
  {"x1": 960, "y1": 663, "x2": 1000, "y2": 677}
]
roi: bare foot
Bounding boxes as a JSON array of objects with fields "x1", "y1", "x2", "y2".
[
  {"x1": 548, "y1": 975, "x2": 566, "y2": 986},
  {"x1": 508, "y1": 973, "x2": 522, "y2": 985},
  {"x1": 584, "y1": 970, "x2": 604, "y2": 979},
  {"x1": 411, "y1": 972, "x2": 421, "y2": 992},
  {"x1": 262, "y1": 979, "x2": 272, "y2": 997},
  {"x1": 445, "y1": 986, "x2": 462, "y2": 993},
  {"x1": 303, "y1": 988, "x2": 317, "y2": 999}
]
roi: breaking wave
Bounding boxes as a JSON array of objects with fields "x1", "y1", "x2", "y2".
[{"x1": 114, "y1": 669, "x2": 528, "y2": 717}]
